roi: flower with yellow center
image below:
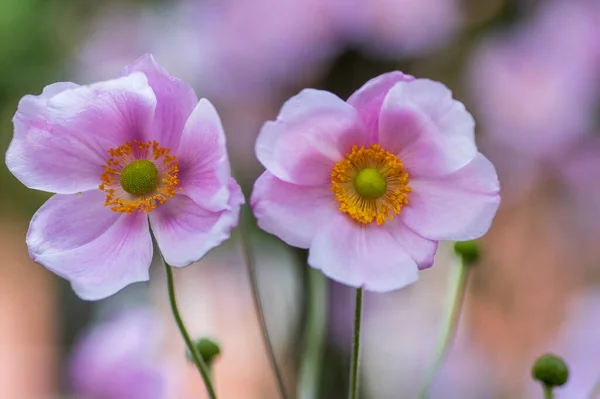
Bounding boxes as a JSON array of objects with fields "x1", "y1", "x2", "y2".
[
  {"x1": 331, "y1": 144, "x2": 411, "y2": 225},
  {"x1": 99, "y1": 140, "x2": 181, "y2": 214},
  {"x1": 7, "y1": 54, "x2": 244, "y2": 300},
  {"x1": 252, "y1": 74, "x2": 500, "y2": 292}
]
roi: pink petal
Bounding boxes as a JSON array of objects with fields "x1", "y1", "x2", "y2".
[
  {"x1": 27, "y1": 190, "x2": 153, "y2": 300},
  {"x1": 347, "y1": 71, "x2": 414, "y2": 135},
  {"x1": 308, "y1": 212, "x2": 419, "y2": 292},
  {"x1": 121, "y1": 54, "x2": 198, "y2": 150},
  {"x1": 401, "y1": 153, "x2": 500, "y2": 241},
  {"x1": 385, "y1": 220, "x2": 438, "y2": 270},
  {"x1": 251, "y1": 171, "x2": 338, "y2": 248},
  {"x1": 255, "y1": 89, "x2": 368, "y2": 185},
  {"x1": 176, "y1": 99, "x2": 231, "y2": 211},
  {"x1": 379, "y1": 79, "x2": 477, "y2": 177},
  {"x1": 150, "y1": 179, "x2": 244, "y2": 267},
  {"x1": 39, "y1": 82, "x2": 81, "y2": 98},
  {"x1": 7, "y1": 73, "x2": 156, "y2": 194}
]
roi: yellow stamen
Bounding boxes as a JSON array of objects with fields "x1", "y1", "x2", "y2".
[
  {"x1": 331, "y1": 144, "x2": 411, "y2": 225},
  {"x1": 99, "y1": 140, "x2": 181, "y2": 214}
]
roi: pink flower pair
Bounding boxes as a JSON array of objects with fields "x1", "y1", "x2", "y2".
[{"x1": 6, "y1": 54, "x2": 500, "y2": 299}]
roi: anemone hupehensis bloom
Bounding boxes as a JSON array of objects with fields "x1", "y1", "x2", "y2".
[
  {"x1": 6, "y1": 54, "x2": 243, "y2": 300},
  {"x1": 251, "y1": 72, "x2": 500, "y2": 291},
  {"x1": 69, "y1": 309, "x2": 174, "y2": 399}
]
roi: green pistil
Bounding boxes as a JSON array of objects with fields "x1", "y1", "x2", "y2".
[
  {"x1": 354, "y1": 168, "x2": 386, "y2": 199},
  {"x1": 120, "y1": 160, "x2": 159, "y2": 196}
]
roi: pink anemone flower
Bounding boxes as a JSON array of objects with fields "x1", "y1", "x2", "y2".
[
  {"x1": 69, "y1": 309, "x2": 174, "y2": 399},
  {"x1": 251, "y1": 73, "x2": 500, "y2": 291},
  {"x1": 5, "y1": 54, "x2": 244, "y2": 300}
]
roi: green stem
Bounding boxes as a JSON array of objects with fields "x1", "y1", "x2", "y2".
[
  {"x1": 297, "y1": 268, "x2": 328, "y2": 399},
  {"x1": 349, "y1": 287, "x2": 364, "y2": 399},
  {"x1": 240, "y1": 232, "x2": 288, "y2": 399},
  {"x1": 162, "y1": 257, "x2": 217, "y2": 399},
  {"x1": 544, "y1": 385, "x2": 554, "y2": 399},
  {"x1": 418, "y1": 256, "x2": 470, "y2": 399}
]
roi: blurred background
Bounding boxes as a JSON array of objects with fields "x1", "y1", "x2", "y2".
[{"x1": 1, "y1": 0, "x2": 600, "y2": 398}]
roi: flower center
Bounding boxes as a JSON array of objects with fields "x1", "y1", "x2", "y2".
[
  {"x1": 119, "y1": 160, "x2": 159, "y2": 196},
  {"x1": 353, "y1": 168, "x2": 387, "y2": 199},
  {"x1": 99, "y1": 140, "x2": 181, "y2": 214},
  {"x1": 331, "y1": 144, "x2": 411, "y2": 225}
]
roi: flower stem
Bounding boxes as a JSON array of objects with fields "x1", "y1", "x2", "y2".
[
  {"x1": 544, "y1": 385, "x2": 554, "y2": 399},
  {"x1": 240, "y1": 232, "x2": 288, "y2": 399},
  {"x1": 349, "y1": 287, "x2": 364, "y2": 399},
  {"x1": 418, "y1": 255, "x2": 470, "y2": 399},
  {"x1": 297, "y1": 268, "x2": 328, "y2": 399},
  {"x1": 162, "y1": 256, "x2": 217, "y2": 399}
]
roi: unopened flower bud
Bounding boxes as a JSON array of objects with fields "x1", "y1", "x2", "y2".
[
  {"x1": 186, "y1": 337, "x2": 221, "y2": 367},
  {"x1": 532, "y1": 353, "x2": 569, "y2": 387},
  {"x1": 454, "y1": 240, "x2": 480, "y2": 265}
]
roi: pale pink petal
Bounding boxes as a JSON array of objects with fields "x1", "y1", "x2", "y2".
[
  {"x1": 251, "y1": 171, "x2": 338, "y2": 248},
  {"x1": 7, "y1": 73, "x2": 156, "y2": 194},
  {"x1": 40, "y1": 82, "x2": 81, "y2": 99},
  {"x1": 256, "y1": 89, "x2": 368, "y2": 185},
  {"x1": 150, "y1": 180, "x2": 244, "y2": 267},
  {"x1": 401, "y1": 153, "x2": 500, "y2": 241},
  {"x1": 176, "y1": 99, "x2": 231, "y2": 211},
  {"x1": 385, "y1": 220, "x2": 438, "y2": 270},
  {"x1": 308, "y1": 212, "x2": 419, "y2": 292},
  {"x1": 27, "y1": 190, "x2": 153, "y2": 300},
  {"x1": 9, "y1": 82, "x2": 81, "y2": 122},
  {"x1": 347, "y1": 71, "x2": 414, "y2": 135},
  {"x1": 379, "y1": 79, "x2": 477, "y2": 177},
  {"x1": 121, "y1": 54, "x2": 198, "y2": 150}
]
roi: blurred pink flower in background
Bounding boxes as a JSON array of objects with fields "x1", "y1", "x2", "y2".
[
  {"x1": 69, "y1": 309, "x2": 177, "y2": 399},
  {"x1": 75, "y1": 3, "x2": 207, "y2": 87},
  {"x1": 533, "y1": 0, "x2": 600, "y2": 75},
  {"x1": 467, "y1": 0, "x2": 600, "y2": 199},
  {"x1": 342, "y1": 0, "x2": 463, "y2": 57},
  {"x1": 468, "y1": 31, "x2": 596, "y2": 159},
  {"x1": 197, "y1": 0, "x2": 341, "y2": 101}
]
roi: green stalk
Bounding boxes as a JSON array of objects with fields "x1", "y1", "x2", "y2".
[
  {"x1": 297, "y1": 268, "x2": 328, "y2": 399},
  {"x1": 162, "y1": 256, "x2": 217, "y2": 399},
  {"x1": 418, "y1": 256, "x2": 470, "y2": 399},
  {"x1": 348, "y1": 287, "x2": 364, "y2": 399},
  {"x1": 240, "y1": 231, "x2": 288, "y2": 399}
]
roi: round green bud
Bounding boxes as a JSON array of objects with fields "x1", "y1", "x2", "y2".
[
  {"x1": 532, "y1": 353, "x2": 569, "y2": 387},
  {"x1": 354, "y1": 168, "x2": 387, "y2": 199},
  {"x1": 454, "y1": 240, "x2": 480, "y2": 265},
  {"x1": 120, "y1": 160, "x2": 159, "y2": 196},
  {"x1": 186, "y1": 338, "x2": 221, "y2": 366}
]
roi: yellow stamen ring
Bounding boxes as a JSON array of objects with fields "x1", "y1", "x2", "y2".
[
  {"x1": 331, "y1": 144, "x2": 411, "y2": 225},
  {"x1": 99, "y1": 140, "x2": 181, "y2": 214}
]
